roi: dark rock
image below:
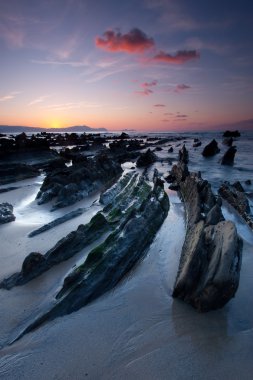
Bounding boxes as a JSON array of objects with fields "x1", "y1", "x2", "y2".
[
  {"x1": 171, "y1": 163, "x2": 242, "y2": 311},
  {"x1": 202, "y1": 139, "x2": 220, "y2": 157},
  {"x1": 169, "y1": 183, "x2": 179, "y2": 191},
  {"x1": 0, "y1": 163, "x2": 39, "y2": 185},
  {"x1": 233, "y1": 181, "x2": 245, "y2": 193},
  {"x1": 36, "y1": 153, "x2": 122, "y2": 209},
  {"x1": 193, "y1": 140, "x2": 201, "y2": 147},
  {"x1": 155, "y1": 147, "x2": 162, "y2": 151},
  {"x1": 219, "y1": 181, "x2": 253, "y2": 229},
  {"x1": 136, "y1": 148, "x2": 156, "y2": 167},
  {"x1": 118, "y1": 132, "x2": 129, "y2": 139},
  {"x1": 223, "y1": 130, "x2": 241, "y2": 138},
  {"x1": 221, "y1": 146, "x2": 237, "y2": 165},
  {"x1": 223, "y1": 137, "x2": 233, "y2": 146},
  {"x1": 178, "y1": 144, "x2": 189, "y2": 164},
  {"x1": 8, "y1": 173, "x2": 170, "y2": 341},
  {"x1": 168, "y1": 147, "x2": 173, "y2": 153},
  {"x1": 245, "y1": 179, "x2": 252, "y2": 185},
  {"x1": 22, "y1": 252, "x2": 46, "y2": 275},
  {"x1": 0, "y1": 202, "x2": 15, "y2": 223}
]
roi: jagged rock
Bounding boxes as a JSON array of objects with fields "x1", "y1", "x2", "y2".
[
  {"x1": 28, "y1": 208, "x2": 84, "y2": 237},
  {"x1": 171, "y1": 163, "x2": 242, "y2": 311},
  {"x1": 202, "y1": 139, "x2": 220, "y2": 157},
  {"x1": 8, "y1": 173, "x2": 169, "y2": 342},
  {"x1": 178, "y1": 144, "x2": 189, "y2": 164},
  {"x1": 223, "y1": 130, "x2": 241, "y2": 138},
  {"x1": 193, "y1": 141, "x2": 202, "y2": 147},
  {"x1": 0, "y1": 163, "x2": 39, "y2": 185},
  {"x1": 118, "y1": 132, "x2": 129, "y2": 139},
  {"x1": 168, "y1": 147, "x2": 173, "y2": 153},
  {"x1": 136, "y1": 148, "x2": 156, "y2": 167},
  {"x1": 221, "y1": 146, "x2": 237, "y2": 165},
  {"x1": 36, "y1": 153, "x2": 122, "y2": 209},
  {"x1": 219, "y1": 181, "x2": 253, "y2": 229},
  {"x1": 0, "y1": 213, "x2": 110, "y2": 290},
  {"x1": 0, "y1": 203, "x2": 15, "y2": 223}
]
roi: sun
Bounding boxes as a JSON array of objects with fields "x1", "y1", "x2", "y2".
[{"x1": 49, "y1": 120, "x2": 62, "y2": 129}]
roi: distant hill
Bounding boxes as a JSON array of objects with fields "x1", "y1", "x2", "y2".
[{"x1": 0, "y1": 125, "x2": 107, "y2": 133}]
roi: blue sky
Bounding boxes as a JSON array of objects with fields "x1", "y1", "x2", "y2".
[{"x1": 0, "y1": 0, "x2": 253, "y2": 131}]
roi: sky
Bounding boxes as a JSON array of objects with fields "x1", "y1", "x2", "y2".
[{"x1": 0, "y1": 0, "x2": 253, "y2": 132}]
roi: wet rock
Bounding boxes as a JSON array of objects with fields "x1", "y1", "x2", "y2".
[
  {"x1": 171, "y1": 163, "x2": 242, "y2": 311},
  {"x1": 202, "y1": 139, "x2": 220, "y2": 157},
  {"x1": 118, "y1": 132, "x2": 129, "y2": 139},
  {"x1": 0, "y1": 202, "x2": 15, "y2": 223},
  {"x1": 193, "y1": 140, "x2": 202, "y2": 148},
  {"x1": 0, "y1": 163, "x2": 39, "y2": 185},
  {"x1": 223, "y1": 137, "x2": 233, "y2": 147},
  {"x1": 136, "y1": 148, "x2": 156, "y2": 167},
  {"x1": 22, "y1": 252, "x2": 46, "y2": 275},
  {"x1": 0, "y1": 213, "x2": 110, "y2": 290},
  {"x1": 36, "y1": 153, "x2": 122, "y2": 209},
  {"x1": 168, "y1": 147, "x2": 173, "y2": 153},
  {"x1": 221, "y1": 146, "x2": 237, "y2": 165},
  {"x1": 178, "y1": 144, "x2": 189, "y2": 164},
  {"x1": 245, "y1": 179, "x2": 252, "y2": 185},
  {"x1": 219, "y1": 181, "x2": 253, "y2": 229},
  {"x1": 223, "y1": 130, "x2": 241, "y2": 138}
]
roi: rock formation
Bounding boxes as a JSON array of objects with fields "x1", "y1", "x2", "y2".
[
  {"x1": 136, "y1": 148, "x2": 157, "y2": 167},
  {"x1": 221, "y1": 146, "x2": 237, "y2": 165},
  {"x1": 202, "y1": 139, "x2": 220, "y2": 157},
  {"x1": 219, "y1": 181, "x2": 253, "y2": 229},
  {"x1": 170, "y1": 163, "x2": 242, "y2": 311},
  {"x1": 0, "y1": 203, "x2": 15, "y2": 223},
  {"x1": 6, "y1": 172, "x2": 169, "y2": 342},
  {"x1": 36, "y1": 153, "x2": 122, "y2": 210}
]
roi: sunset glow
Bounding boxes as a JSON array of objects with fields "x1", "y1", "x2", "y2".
[{"x1": 0, "y1": 0, "x2": 253, "y2": 131}]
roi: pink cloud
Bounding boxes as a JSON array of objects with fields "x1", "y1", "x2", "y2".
[
  {"x1": 95, "y1": 28, "x2": 155, "y2": 53},
  {"x1": 135, "y1": 88, "x2": 154, "y2": 96},
  {"x1": 135, "y1": 79, "x2": 157, "y2": 96},
  {"x1": 174, "y1": 84, "x2": 191, "y2": 92},
  {"x1": 154, "y1": 104, "x2": 165, "y2": 107},
  {"x1": 152, "y1": 50, "x2": 200, "y2": 64},
  {"x1": 141, "y1": 80, "x2": 158, "y2": 88}
]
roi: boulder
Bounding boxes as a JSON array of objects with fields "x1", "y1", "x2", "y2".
[
  {"x1": 22, "y1": 252, "x2": 46, "y2": 275},
  {"x1": 136, "y1": 148, "x2": 156, "y2": 167},
  {"x1": 0, "y1": 203, "x2": 15, "y2": 223},
  {"x1": 223, "y1": 130, "x2": 241, "y2": 138},
  {"x1": 168, "y1": 147, "x2": 173, "y2": 153},
  {"x1": 202, "y1": 139, "x2": 220, "y2": 157},
  {"x1": 221, "y1": 146, "x2": 237, "y2": 165}
]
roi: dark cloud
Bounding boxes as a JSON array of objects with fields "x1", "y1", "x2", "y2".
[
  {"x1": 95, "y1": 28, "x2": 154, "y2": 53},
  {"x1": 135, "y1": 80, "x2": 157, "y2": 96},
  {"x1": 153, "y1": 50, "x2": 200, "y2": 64},
  {"x1": 154, "y1": 104, "x2": 165, "y2": 107},
  {"x1": 176, "y1": 114, "x2": 188, "y2": 118}
]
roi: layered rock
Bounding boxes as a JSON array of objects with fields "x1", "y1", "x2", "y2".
[
  {"x1": 170, "y1": 163, "x2": 242, "y2": 311},
  {"x1": 219, "y1": 181, "x2": 253, "y2": 229},
  {"x1": 0, "y1": 203, "x2": 15, "y2": 224},
  {"x1": 8, "y1": 172, "x2": 169, "y2": 341},
  {"x1": 202, "y1": 139, "x2": 220, "y2": 157},
  {"x1": 0, "y1": 163, "x2": 39, "y2": 185},
  {"x1": 36, "y1": 153, "x2": 122, "y2": 209}
]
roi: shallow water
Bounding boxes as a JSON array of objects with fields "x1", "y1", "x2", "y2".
[{"x1": 0, "y1": 131, "x2": 253, "y2": 379}]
